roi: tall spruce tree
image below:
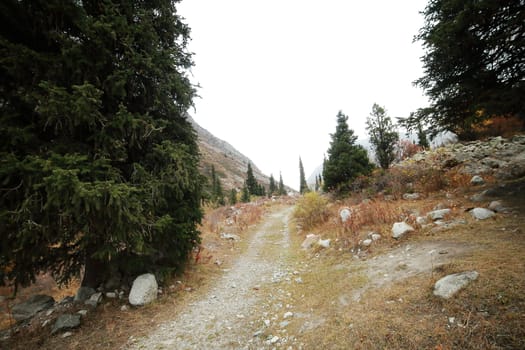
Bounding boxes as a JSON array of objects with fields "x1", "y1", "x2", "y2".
[
  {"x1": 269, "y1": 174, "x2": 277, "y2": 196},
  {"x1": 323, "y1": 111, "x2": 373, "y2": 193},
  {"x1": 366, "y1": 104, "x2": 399, "y2": 170},
  {"x1": 400, "y1": 0, "x2": 525, "y2": 139},
  {"x1": 0, "y1": 0, "x2": 202, "y2": 290},
  {"x1": 299, "y1": 157, "x2": 308, "y2": 194},
  {"x1": 278, "y1": 172, "x2": 286, "y2": 195},
  {"x1": 245, "y1": 163, "x2": 258, "y2": 196}
]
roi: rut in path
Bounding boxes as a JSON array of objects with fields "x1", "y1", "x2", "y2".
[{"x1": 127, "y1": 206, "x2": 295, "y2": 350}]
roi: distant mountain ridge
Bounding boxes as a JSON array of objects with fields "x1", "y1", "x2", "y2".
[{"x1": 187, "y1": 115, "x2": 271, "y2": 190}]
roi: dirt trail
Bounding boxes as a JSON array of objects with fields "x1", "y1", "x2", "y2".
[{"x1": 127, "y1": 206, "x2": 295, "y2": 349}]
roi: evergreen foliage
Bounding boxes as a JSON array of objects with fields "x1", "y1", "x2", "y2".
[
  {"x1": 268, "y1": 174, "x2": 277, "y2": 196},
  {"x1": 417, "y1": 122, "x2": 430, "y2": 149},
  {"x1": 245, "y1": 163, "x2": 258, "y2": 195},
  {"x1": 366, "y1": 104, "x2": 399, "y2": 170},
  {"x1": 323, "y1": 111, "x2": 373, "y2": 193},
  {"x1": 210, "y1": 165, "x2": 225, "y2": 206},
  {"x1": 229, "y1": 188, "x2": 237, "y2": 205},
  {"x1": 0, "y1": 0, "x2": 202, "y2": 290},
  {"x1": 400, "y1": 0, "x2": 525, "y2": 140},
  {"x1": 241, "y1": 183, "x2": 250, "y2": 203},
  {"x1": 299, "y1": 157, "x2": 308, "y2": 194},
  {"x1": 278, "y1": 173, "x2": 286, "y2": 196}
]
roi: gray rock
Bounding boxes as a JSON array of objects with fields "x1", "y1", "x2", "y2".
[
  {"x1": 220, "y1": 232, "x2": 241, "y2": 241},
  {"x1": 416, "y1": 216, "x2": 428, "y2": 225},
  {"x1": 51, "y1": 314, "x2": 81, "y2": 334},
  {"x1": 470, "y1": 175, "x2": 484, "y2": 185},
  {"x1": 427, "y1": 208, "x2": 451, "y2": 221},
  {"x1": 129, "y1": 273, "x2": 158, "y2": 306},
  {"x1": 471, "y1": 207, "x2": 495, "y2": 220},
  {"x1": 433, "y1": 271, "x2": 479, "y2": 299},
  {"x1": 74, "y1": 287, "x2": 96, "y2": 302},
  {"x1": 370, "y1": 233, "x2": 381, "y2": 241},
  {"x1": 339, "y1": 208, "x2": 352, "y2": 223},
  {"x1": 317, "y1": 238, "x2": 331, "y2": 248},
  {"x1": 488, "y1": 200, "x2": 505, "y2": 213},
  {"x1": 402, "y1": 193, "x2": 420, "y2": 200},
  {"x1": 391, "y1": 222, "x2": 415, "y2": 239},
  {"x1": 12, "y1": 295, "x2": 55, "y2": 322},
  {"x1": 301, "y1": 234, "x2": 320, "y2": 250},
  {"x1": 361, "y1": 239, "x2": 372, "y2": 247}
]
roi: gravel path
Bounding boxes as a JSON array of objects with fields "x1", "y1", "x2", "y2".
[{"x1": 127, "y1": 206, "x2": 295, "y2": 350}]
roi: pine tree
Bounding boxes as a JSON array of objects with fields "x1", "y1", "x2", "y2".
[
  {"x1": 229, "y1": 188, "x2": 237, "y2": 205},
  {"x1": 299, "y1": 157, "x2": 308, "y2": 194},
  {"x1": 366, "y1": 104, "x2": 399, "y2": 170},
  {"x1": 323, "y1": 111, "x2": 373, "y2": 194},
  {"x1": 269, "y1": 174, "x2": 277, "y2": 196},
  {"x1": 278, "y1": 172, "x2": 286, "y2": 195},
  {"x1": 417, "y1": 122, "x2": 430, "y2": 149},
  {"x1": 400, "y1": 0, "x2": 525, "y2": 139},
  {"x1": 0, "y1": 1, "x2": 202, "y2": 290},
  {"x1": 241, "y1": 183, "x2": 250, "y2": 203},
  {"x1": 246, "y1": 163, "x2": 258, "y2": 196}
]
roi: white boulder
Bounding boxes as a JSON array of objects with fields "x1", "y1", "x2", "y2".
[
  {"x1": 433, "y1": 271, "x2": 479, "y2": 299},
  {"x1": 129, "y1": 273, "x2": 158, "y2": 306},
  {"x1": 339, "y1": 207, "x2": 352, "y2": 223},
  {"x1": 471, "y1": 208, "x2": 495, "y2": 220},
  {"x1": 391, "y1": 222, "x2": 415, "y2": 239}
]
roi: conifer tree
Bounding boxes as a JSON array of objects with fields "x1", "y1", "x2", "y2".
[
  {"x1": 417, "y1": 122, "x2": 430, "y2": 149},
  {"x1": 323, "y1": 111, "x2": 373, "y2": 194},
  {"x1": 246, "y1": 163, "x2": 258, "y2": 196},
  {"x1": 0, "y1": 0, "x2": 202, "y2": 290},
  {"x1": 278, "y1": 172, "x2": 286, "y2": 195},
  {"x1": 299, "y1": 157, "x2": 308, "y2": 194},
  {"x1": 269, "y1": 174, "x2": 277, "y2": 196},
  {"x1": 366, "y1": 104, "x2": 399, "y2": 169},
  {"x1": 229, "y1": 188, "x2": 237, "y2": 205},
  {"x1": 241, "y1": 183, "x2": 250, "y2": 203}
]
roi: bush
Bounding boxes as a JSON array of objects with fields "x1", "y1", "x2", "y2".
[{"x1": 293, "y1": 192, "x2": 329, "y2": 231}]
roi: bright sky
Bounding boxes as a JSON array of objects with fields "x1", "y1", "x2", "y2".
[{"x1": 178, "y1": 0, "x2": 429, "y2": 191}]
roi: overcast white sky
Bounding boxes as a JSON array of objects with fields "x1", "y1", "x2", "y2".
[{"x1": 178, "y1": 0, "x2": 429, "y2": 191}]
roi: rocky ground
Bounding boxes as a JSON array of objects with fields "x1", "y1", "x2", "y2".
[{"x1": 2, "y1": 135, "x2": 524, "y2": 349}]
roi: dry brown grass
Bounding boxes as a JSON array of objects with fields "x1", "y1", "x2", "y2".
[{"x1": 279, "y1": 184, "x2": 525, "y2": 349}]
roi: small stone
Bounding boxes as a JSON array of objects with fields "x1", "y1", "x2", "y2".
[
  {"x1": 264, "y1": 319, "x2": 271, "y2": 327},
  {"x1": 120, "y1": 305, "x2": 129, "y2": 311},
  {"x1": 339, "y1": 208, "x2": 352, "y2": 223},
  {"x1": 488, "y1": 201, "x2": 505, "y2": 212},
  {"x1": 279, "y1": 321, "x2": 290, "y2": 328},
  {"x1": 427, "y1": 209, "x2": 451, "y2": 221},
  {"x1": 391, "y1": 222, "x2": 415, "y2": 239},
  {"x1": 129, "y1": 273, "x2": 158, "y2": 306},
  {"x1": 61, "y1": 331, "x2": 73, "y2": 338},
  {"x1": 361, "y1": 239, "x2": 372, "y2": 247},
  {"x1": 433, "y1": 271, "x2": 479, "y2": 299},
  {"x1": 77, "y1": 309, "x2": 88, "y2": 316},
  {"x1": 74, "y1": 287, "x2": 96, "y2": 302},
  {"x1": 317, "y1": 238, "x2": 330, "y2": 248},
  {"x1": 220, "y1": 232, "x2": 241, "y2": 241},
  {"x1": 105, "y1": 292, "x2": 117, "y2": 299},
  {"x1": 270, "y1": 336, "x2": 280, "y2": 344},
  {"x1": 301, "y1": 234, "x2": 320, "y2": 249},
  {"x1": 51, "y1": 314, "x2": 81, "y2": 334},
  {"x1": 283, "y1": 311, "x2": 294, "y2": 319},
  {"x1": 471, "y1": 208, "x2": 495, "y2": 220},
  {"x1": 370, "y1": 233, "x2": 381, "y2": 241},
  {"x1": 402, "y1": 193, "x2": 420, "y2": 200},
  {"x1": 470, "y1": 175, "x2": 485, "y2": 185}
]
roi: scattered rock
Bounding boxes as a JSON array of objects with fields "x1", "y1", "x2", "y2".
[
  {"x1": 317, "y1": 238, "x2": 331, "y2": 248},
  {"x1": 427, "y1": 209, "x2": 451, "y2": 221},
  {"x1": 51, "y1": 314, "x2": 81, "y2": 334},
  {"x1": 488, "y1": 200, "x2": 505, "y2": 213},
  {"x1": 105, "y1": 292, "x2": 117, "y2": 299},
  {"x1": 301, "y1": 234, "x2": 319, "y2": 250},
  {"x1": 433, "y1": 271, "x2": 479, "y2": 299},
  {"x1": 391, "y1": 222, "x2": 415, "y2": 239},
  {"x1": 74, "y1": 287, "x2": 96, "y2": 302},
  {"x1": 283, "y1": 311, "x2": 294, "y2": 319},
  {"x1": 220, "y1": 232, "x2": 241, "y2": 241},
  {"x1": 12, "y1": 294, "x2": 55, "y2": 322},
  {"x1": 416, "y1": 216, "x2": 428, "y2": 225},
  {"x1": 77, "y1": 309, "x2": 88, "y2": 317},
  {"x1": 470, "y1": 208, "x2": 495, "y2": 220},
  {"x1": 370, "y1": 233, "x2": 381, "y2": 241},
  {"x1": 402, "y1": 193, "x2": 420, "y2": 200},
  {"x1": 470, "y1": 175, "x2": 485, "y2": 185},
  {"x1": 361, "y1": 239, "x2": 372, "y2": 247},
  {"x1": 339, "y1": 207, "x2": 352, "y2": 223},
  {"x1": 129, "y1": 273, "x2": 158, "y2": 306}
]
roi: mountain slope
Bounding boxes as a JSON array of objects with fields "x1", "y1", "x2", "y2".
[{"x1": 187, "y1": 115, "x2": 270, "y2": 190}]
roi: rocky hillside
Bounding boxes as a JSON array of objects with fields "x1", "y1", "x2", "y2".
[{"x1": 187, "y1": 115, "x2": 271, "y2": 190}]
